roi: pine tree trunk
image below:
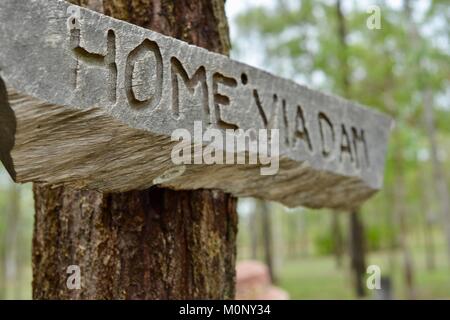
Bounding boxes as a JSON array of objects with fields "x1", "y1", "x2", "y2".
[
  {"x1": 419, "y1": 169, "x2": 436, "y2": 270},
  {"x1": 249, "y1": 209, "x2": 259, "y2": 260},
  {"x1": 331, "y1": 212, "x2": 343, "y2": 268},
  {"x1": 32, "y1": 0, "x2": 237, "y2": 300},
  {"x1": 335, "y1": 0, "x2": 367, "y2": 297},
  {"x1": 260, "y1": 201, "x2": 275, "y2": 283},
  {"x1": 423, "y1": 88, "x2": 450, "y2": 267},
  {"x1": 298, "y1": 212, "x2": 309, "y2": 258},
  {"x1": 348, "y1": 210, "x2": 366, "y2": 298},
  {"x1": 393, "y1": 147, "x2": 415, "y2": 299},
  {"x1": 403, "y1": 0, "x2": 450, "y2": 268}
]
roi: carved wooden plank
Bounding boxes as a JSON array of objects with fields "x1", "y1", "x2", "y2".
[{"x1": 0, "y1": 0, "x2": 393, "y2": 210}]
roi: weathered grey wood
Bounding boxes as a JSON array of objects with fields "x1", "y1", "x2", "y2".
[{"x1": 0, "y1": 0, "x2": 393, "y2": 210}]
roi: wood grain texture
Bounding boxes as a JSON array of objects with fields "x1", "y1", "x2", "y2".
[
  {"x1": 31, "y1": 0, "x2": 238, "y2": 300},
  {"x1": 7, "y1": 89, "x2": 375, "y2": 210},
  {"x1": 0, "y1": 0, "x2": 393, "y2": 210},
  {"x1": 32, "y1": 184, "x2": 237, "y2": 299}
]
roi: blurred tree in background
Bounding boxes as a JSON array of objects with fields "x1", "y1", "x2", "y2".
[
  {"x1": 233, "y1": 0, "x2": 449, "y2": 299},
  {"x1": 0, "y1": 172, "x2": 33, "y2": 299}
]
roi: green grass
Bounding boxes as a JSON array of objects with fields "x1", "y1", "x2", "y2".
[
  {"x1": 276, "y1": 248, "x2": 450, "y2": 300},
  {"x1": 277, "y1": 255, "x2": 353, "y2": 299}
]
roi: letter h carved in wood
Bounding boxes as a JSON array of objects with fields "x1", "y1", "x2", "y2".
[{"x1": 68, "y1": 20, "x2": 117, "y2": 103}]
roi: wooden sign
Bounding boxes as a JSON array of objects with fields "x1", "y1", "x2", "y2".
[{"x1": 0, "y1": 0, "x2": 393, "y2": 210}]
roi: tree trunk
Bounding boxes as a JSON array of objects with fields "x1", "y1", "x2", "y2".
[
  {"x1": 392, "y1": 146, "x2": 415, "y2": 299},
  {"x1": 403, "y1": 0, "x2": 450, "y2": 268},
  {"x1": 32, "y1": 0, "x2": 237, "y2": 300},
  {"x1": 348, "y1": 210, "x2": 366, "y2": 298},
  {"x1": 331, "y1": 212, "x2": 344, "y2": 268},
  {"x1": 335, "y1": 0, "x2": 367, "y2": 297},
  {"x1": 384, "y1": 183, "x2": 398, "y2": 280},
  {"x1": 249, "y1": 209, "x2": 259, "y2": 260},
  {"x1": 423, "y1": 88, "x2": 450, "y2": 266},
  {"x1": 2, "y1": 184, "x2": 20, "y2": 299},
  {"x1": 297, "y1": 212, "x2": 309, "y2": 258},
  {"x1": 419, "y1": 169, "x2": 436, "y2": 270},
  {"x1": 259, "y1": 201, "x2": 275, "y2": 283}
]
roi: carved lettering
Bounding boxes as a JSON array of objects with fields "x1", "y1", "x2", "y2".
[
  {"x1": 282, "y1": 99, "x2": 290, "y2": 146},
  {"x1": 318, "y1": 112, "x2": 335, "y2": 158},
  {"x1": 63, "y1": 11, "x2": 375, "y2": 170},
  {"x1": 352, "y1": 127, "x2": 369, "y2": 168},
  {"x1": 339, "y1": 124, "x2": 353, "y2": 163},
  {"x1": 253, "y1": 90, "x2": 279, "y2": 130},
  {"x1": 125, "y1": 39, "x2": 163, "y2": 110},
  {"x1": 213, "y1": 72, "x2": 238, "y2": 129},
  {"x1": 70, "y1": 28, "x2": 117, "y2": 103},
  {"x1": 0, "y1": 0, "x2": 394, "y2": 211},
  {"x1": 294, "y1": 105, "x2": 313, "y2": 152},
  {"x1": 171, "y1": 57, "x2": 209, "y2": 123}
]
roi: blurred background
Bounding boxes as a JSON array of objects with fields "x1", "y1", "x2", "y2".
[{"x1": 1, "y1": 0, "x2": 449, "y2": 299}]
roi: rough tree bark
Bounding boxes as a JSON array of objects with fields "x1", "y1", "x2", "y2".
[{"x1": 32, "y1": 0, "x2": 238, "y2": 300}]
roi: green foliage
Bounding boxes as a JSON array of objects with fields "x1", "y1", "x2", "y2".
[
  {"x1": 234, "y1": 0, "x2": 450, "y2": 218},
  {"x1": 278, "y1": 242, "x2": 450, "y2": 299},
  {"x1": 366, "y1": 226, "x2": 382, "y2": 251},
  {"x1": 233, "y1": 0, "x2": 450, "y2": 299},
  {"x1": 314, "y1": 232, "x2": 334, "y2": 256}
]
